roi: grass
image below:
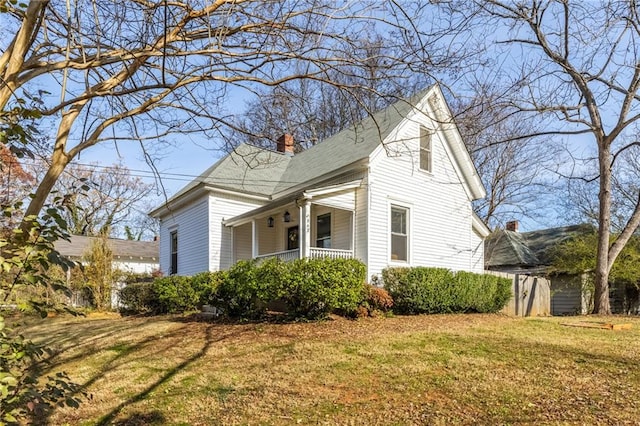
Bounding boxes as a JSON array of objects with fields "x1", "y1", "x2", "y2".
[{"x1": 12, "y1": 312, "x2": 640, "y2": 425}]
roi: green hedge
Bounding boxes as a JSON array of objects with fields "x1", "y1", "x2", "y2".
[
  {"x1": 120, "y1": 258, "x2": 367, "y2": 319},
  {"x1": 119, "y1": 271, "x2": 226, "y2": 315},
  {"x1": 382, "y1": 267, "x2": 511, "y2": 314},
  {"x1": 119, "y1": 281, "x2": 156, "y2": 314},
  {"x1": 216, "y1": 260, "x2": 272, "y2": 319},
  {"x1": 281, "y1": 258, "x2": 367, "y2": 318},
  {"x1": 215, "y1": 257, "x2": 367, "y2": 320}
]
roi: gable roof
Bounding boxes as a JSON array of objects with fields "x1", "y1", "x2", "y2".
[
  {"x1": 167, "y1": 144, "x2": 291, "y2": 201},
  {"x1": 54, "y1": 235, "x2": 159, "y2": 262},
  {"x1": 269, "y1": 90, "x2": 426, "y2": 195},
  {"x1": 485, "y1": 224, "x2": 593, "y2": 268},
  {"x1": 151, "y1": 84, "x2": 485, "y2": 216}
]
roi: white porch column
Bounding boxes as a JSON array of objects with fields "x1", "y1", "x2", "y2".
[
  {"x1": 351, "y1": 210, "x2": 356, "y2": 252},
  {"x1": 251, "y1": 219, "x2": 258, "y2": 259},
  {"x1": 299, "y1": 200, "x2": 311, "y2": 259}
]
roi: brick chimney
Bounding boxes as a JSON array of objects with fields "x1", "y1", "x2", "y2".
[
  {"x1": 506, "y1": 220, "x2": 519, "y2": 232},
  {"x1": 277, "y1": 134, "x2": 294, "y2": 156}
]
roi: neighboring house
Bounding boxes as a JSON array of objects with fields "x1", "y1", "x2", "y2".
[
  {"x1": 54, "y1": 235, "x2": 160, "y2": 274},
  {"x1": 54, "y1": 235, "x2": 160, "y2": 308},
  {"x1": 485, "y1": 222, "x2": 596, "y2": 315},
  {"x1": 149, "y1": 85, "x2": 490, "y2": 280}
]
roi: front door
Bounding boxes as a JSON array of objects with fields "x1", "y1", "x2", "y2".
[{"x1": 287, "y1": 226, "x2": 299, "y2": 250}]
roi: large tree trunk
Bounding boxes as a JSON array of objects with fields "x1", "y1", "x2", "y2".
[
  {"x1": 593, "y1": 143, "x2": 612, "y2": 314},
  {"x1": 22, "y1": 140, "x2": 71, "y2": 221}
]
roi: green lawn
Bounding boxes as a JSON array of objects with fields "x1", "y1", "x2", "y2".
[{"x1": 15, "y1": 313, "x2": 640, "y2": 425}]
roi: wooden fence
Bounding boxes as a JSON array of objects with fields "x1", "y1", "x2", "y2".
[{"x1": 486, "y1": 271, "x2": 551, "y2": 317}]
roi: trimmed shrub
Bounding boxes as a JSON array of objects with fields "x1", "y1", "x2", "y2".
[
  {"x1": 281, "y1": 258, "x2": 367, "y2": 319},
  {"x1": 119, "y1": 271, "x2": 227, "y2": 315},
  {"x1": 452, "y1": 272, "x2": 512, "y2": 313},
  {"x1": 153, "y1": 275, "x2": 198, "y2": 314},
  {"x1": 119, "y1": 281, "x2": 156, "y2": 314},
  {"x1": 191, "y1": 270, "x2": 227, "y2": 307},
  {"x1": 383, "y1": 267, "x2": 511, "y2": 314},
  {"x1": 383, "y1": 267, "x2": 454, "y2": 314},
  {"x1": 216, "y1": 260, "x2": 268, "y2": 319}
]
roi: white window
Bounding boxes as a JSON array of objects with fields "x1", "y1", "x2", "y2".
[
  {"x1": 170, "y1": 231, "x2": 178, "y2": 275},
  {"x1": 420, "y1": 126, "x2": 432, "y2": 172},
  {"x1": 390, "y1": 206, "x2": 408, "y2": 262}
]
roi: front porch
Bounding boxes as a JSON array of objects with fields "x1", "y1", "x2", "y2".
[{"x1": 226, "y1": 181, "x2": 360, "y2": 263}]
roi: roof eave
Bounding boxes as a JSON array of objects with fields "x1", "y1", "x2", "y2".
[
  {"x1": 224, "y1": 178, "x2": 363, "y2": 227},
  {"x1": 148, "y1": 184, "x2": 208, "y2": 218},
  {"x1": 472, "y1": 212, "x2": 491, "y2": 238},
  {"x1": 270, "y1": 159, "x2": 368, "y2": 200}
]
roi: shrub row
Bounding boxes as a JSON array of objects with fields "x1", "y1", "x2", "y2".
[
  {"x1": 120, "y1": 258, "x2": 368, "y2": 320},
  {"x1": 120, "y1": 262, "x2": 510, "y2": 319},
  {"x1": 382, "y1": 267, "x2": 511, "y2": 314}
]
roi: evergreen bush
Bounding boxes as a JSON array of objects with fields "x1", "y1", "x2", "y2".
[
  {"x1": 382, "y1": 267, "x2": 511, "y2": 314},
  {"x1": 118, "y1": 281, "x2": 156, "y2": 314}
]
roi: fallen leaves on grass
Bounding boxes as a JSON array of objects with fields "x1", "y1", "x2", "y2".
[{"x1": 16, "y1": 313, "x2": 640, "y2": 425}]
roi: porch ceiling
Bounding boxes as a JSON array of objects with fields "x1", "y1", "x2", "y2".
[{"x1": 223, "y1": 179, "x2": 362, "y2": 227}]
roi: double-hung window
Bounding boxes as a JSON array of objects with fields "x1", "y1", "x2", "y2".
[
  {"x1": 420, "y1": 126, "x2": 432, "y2": 173},
  {"x1": 391, "y1": 206, "x2": 408, "y2": 262},
  {"x1": 316, "y1": 213, "x2": 331, "y2": 248},
  {"x1": 170, "y1": 231, "x2": 178, "y2": 275}
]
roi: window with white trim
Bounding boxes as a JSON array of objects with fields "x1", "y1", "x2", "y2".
[
  {"x1": 420, "y1": 126, "x2": 432, "y2": 172},
  {"x1": 316, "y1": 213, "x2": 331, "y2": 248},
  {"x1": 170, "y1": 230, "x2": 178, "y2": 275},
  {"x1": 390, "y1": 206, "x2": 408, "y2": 262}
]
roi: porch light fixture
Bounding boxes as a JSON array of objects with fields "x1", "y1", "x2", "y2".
[
  {"x1": 267, "y1": 216, "x2": 275, "y2": 228},
  {"x1": 283, "y1": 211, "x2": 291, "y2": 222}
]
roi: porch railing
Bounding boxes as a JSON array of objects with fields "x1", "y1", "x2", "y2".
[
  {"x1": 255, "y1": 249, "x2": 299, "y2": 263},
  {"x1": 309, "y1": 248, "x2": 353, "y2": 260},
  {"x1": 254, "y1": 247, "x2": 354, "y2": 262}
]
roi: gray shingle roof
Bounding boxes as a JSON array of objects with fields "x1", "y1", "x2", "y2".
[
  {"x1": 169, "y1": 144, "x2": 292, "y2": 200},
  {"x1": 54, "y1": 235, "x2": 159, "y2": 262},
  {"x1": 154, "y1": 88, "x2": 431, "y2": 211},
  {"x1": 271, "y1": 92, "x2": 423, "y2": 194},
  {"x1": 485, "y1": 224, "x2": 593, "y2": 268}
]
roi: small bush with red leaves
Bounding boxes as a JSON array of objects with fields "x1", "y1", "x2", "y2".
[{"x1": 366, "y1": 284, "x2": 394, "y2": 312}]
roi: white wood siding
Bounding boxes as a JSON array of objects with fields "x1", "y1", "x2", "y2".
[
  {"x1": 332, "y1": 208, "x2": 352, "y2": 250},
  {"x1": 313, "y1": 190, "x2": 355, "y2": 211},
  {"x1": 355, "y1": 180, "x2": 368, "y2": 272},
  {"x1": 367, "y1": 108, "x2": 480, "y2": 279},
  {"x1": 234, "y1": 223, "x2": 252, "y2": 262},
  {"x1": 470, "y1": 228, "x2": 485, "y2": 272},
  {"x1": 158, "y1": 197, "x2": 209, "y2": 276},
  {"x1": 113, "y1": 260, "x2": 159, "y2": 274},
  {"x1": 209, "y1": 193, "x2": 264, "y2": 270},
  {"x1": 258, "y1": 218, "x2": 279, "y2": 255}
]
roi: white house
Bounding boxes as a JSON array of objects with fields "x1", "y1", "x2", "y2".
[
  {"x1": 54, "y1": 235, "x2": 159, "y2": 307},
  {"x1": 54, "y1": 235, "x2": 160, "y2": 274},
  {"x1": 149, "y1": 85, "x2": 490, "y2": 280}
]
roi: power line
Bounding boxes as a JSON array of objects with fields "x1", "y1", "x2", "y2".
[{"x1": 5, "y1": 158, "x2": 305, "y2": 187}]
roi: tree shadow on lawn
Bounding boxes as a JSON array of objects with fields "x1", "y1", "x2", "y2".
[
  {"x1": 112, "y1": 410, "x2": 166, "y2": 426},
  {"x1": 92, "y1": 323, "x2": 240, "y2": 426},
  {"x1": 28, "y1": 316, "x2": 253, "y2": 425}
]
